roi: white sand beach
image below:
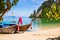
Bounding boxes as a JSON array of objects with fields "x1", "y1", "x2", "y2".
[{"x1": 0, "y1": 27, "x2": 60, "y2": 40}]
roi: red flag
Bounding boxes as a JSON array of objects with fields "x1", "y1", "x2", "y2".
[{"x1": 18, "y1": 17, "x2": 22, "y2": 24}]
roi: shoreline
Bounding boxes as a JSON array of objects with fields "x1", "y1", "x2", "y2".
[
  {"x1": 0, "y1": 26, "x2": 60, "y2": 40},
  {"x1": 40, "y1": 24, "x2": 60, "y2": 30}
]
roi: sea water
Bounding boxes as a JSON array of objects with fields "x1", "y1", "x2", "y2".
[
  {"x1": 1, "y1": 16, "x2": 40, "y2": 31},
  {"x1": 1, "y1": 16, "x2": 60, "y2": 31}
]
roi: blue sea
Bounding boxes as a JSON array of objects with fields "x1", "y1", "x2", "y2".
[
  {"x1": 3, "y1": 16, "x2": 32, "y2": 25},
  {"x1": 1, "y1": 16, "x2": 59, "y2": 31},
  {"x1": 0, "y1": 16, "x2": 40, "y2": 31},
  {"x1": 0, "y1": 16, "x2": 60, "y2": 31}
]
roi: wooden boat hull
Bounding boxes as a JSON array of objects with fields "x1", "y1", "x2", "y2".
[
  {"x1": 16, "y1": 24, "x2": 31, "y2": 31},
  {"x1": 0, "y1": 24, "x2": 31, "y2": 34},
  {"x1": 0, "y1": 25, "x2": 16, "y2": 34}
]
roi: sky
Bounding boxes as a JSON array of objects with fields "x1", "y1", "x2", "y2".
[{"x1": 3, "y1": 0, "x2": 46, "y2": 17}]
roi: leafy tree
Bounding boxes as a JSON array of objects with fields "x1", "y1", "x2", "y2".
[
  {"x1": 0, "y1": 0, "x2": 19, "y2": 17},
  {"x1": 37, "y1": 0, "x2": 60, "y2": 22},
  {"x1": 37, "y1": 0, "x2": 54, "y2": 13},
  {"x1": 40, "y1": 2, "x2": 60, "y2": 21},
  {"x1": 29, "y1": 10, "x2": 36, "y2": 18},
  {"x1": 29, "y1": 14, "x2": 36, "y2": 18}
]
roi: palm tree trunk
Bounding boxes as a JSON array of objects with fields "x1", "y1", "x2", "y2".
[
  {"x1": 0, "y1": 0, "x2": 11, "y2": 17},
  {"x1": 56, "y1": 0, "x2": 60, "y2": 7}
]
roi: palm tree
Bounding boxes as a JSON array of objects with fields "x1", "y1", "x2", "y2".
[
  {"x1": 48, "y1": 0, "x2": 54, "y2": 2},
  {"x1": 56, "y1": 0, "x2": 60, "y2": 2},
  {"x1": 56, "y1": 0, "x2": 60, "y2": 6},
  {"x1": 0, "y1": 0, "x2": 19, "y2": 17},
  {"x1": 37, "y1": 0, "x2": 54, "y2": 13}
]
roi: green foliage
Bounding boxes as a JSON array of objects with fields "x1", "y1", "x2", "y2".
[
  {"x1": 0, "y1": 0, "x2": 19, "y2": 17},
  {"x1": 12, "y1": 0, "x2": 19, "y2": 6},
  {"x1": 0, "y1": 17, "x2": 3, "y2": 22},
  {"x1": 40, "y1": 2, "x2": 60, "y2": 21},
  {"x1": 0, "y1": 0, "x2": 5, "y2": 14},
  {"x1": 57, "y1": 6, "x2": 60, "y2": 15},
  {"x1": 51, "y1": 3, "x2": 56, "y2": 13},
  {"x1": 29, "y1": 14, "x2": 36, "y2": 18},
  {"x1": 37, "y1": 0, "x2": 55, "y2": 13}
]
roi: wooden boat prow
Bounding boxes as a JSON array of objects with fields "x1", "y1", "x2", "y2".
[{"x1": 0, "y1": 25, "x2": 16, "y2": 34}]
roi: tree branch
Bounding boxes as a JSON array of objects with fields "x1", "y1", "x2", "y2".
[{"x1": 0, "y1": 0, "x2": 11, "y2": 17}]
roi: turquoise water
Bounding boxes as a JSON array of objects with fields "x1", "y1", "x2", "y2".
[
  {"x1": 1, "y1": 16, "x2": 60, "y2": 31},
  {"x1": 3, "y1": 17, "x2": 32, "y2": 25},
  {"x1": 32, "y1": 18, "x2": 41, "y2": 30},
  {"x1": 0, "y1": 16, "x2": 40, "y2": 31}
]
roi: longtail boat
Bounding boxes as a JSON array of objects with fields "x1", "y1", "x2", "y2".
[
  {"x1": 15, "y1": 18, "x2": 34, "y2": 32},
  {"x1": 0, "y1": 24, "x2": 31, "y2": 34},
  {"x1": 0, "y1": 17, "x2": 34, "y2": 34},
  {"x1": 0, "y1": 25, "x2": 16, "y2": 34},
  {"x1": 16, "y1": 24, "x2": 31, "y2": 31},
  {"x1": 16, "y1": 17, "x2": 34, "y2": 31}
]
